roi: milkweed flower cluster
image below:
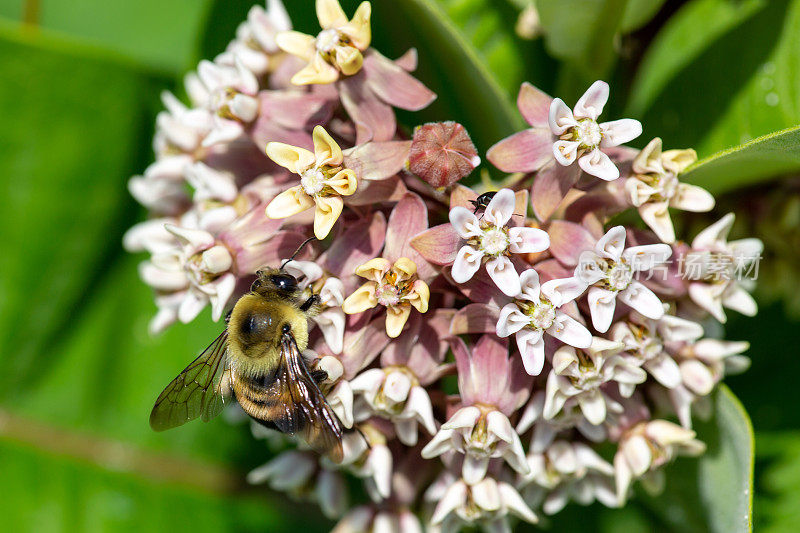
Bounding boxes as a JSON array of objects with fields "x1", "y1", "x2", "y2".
[{"x1": 125, "y1": 1, "x2": 761, "y2": 530}]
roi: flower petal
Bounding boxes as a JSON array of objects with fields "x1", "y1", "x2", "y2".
[
  {"x1": 487, "y1": 128, "x2": 553, "y2": 173},
  {"x1": 265, "y1": 186, "x2": 315, "y2": 219},
  {"x1": 518, "y1": 81, "x2": 552, "y2": 128},
  {"x1": 451, "y1": 245, "x2": 483, "y2": 283},
  {"x1": 385, "y1": 304, "x2": 412, "y2": 338},
  {"x1": 516, "y1": 328, "x2": 546, "y2": 376},
  {"x1": 342, "y1": 282, "x2": 378, "y2": 314},
  {"x1": 313, "y1": 195, "x2": 344, "y2": 239},
  {"x1": 483, "y1": 188, "x2": 516, "y2": 228},
  {"x1": 485, "y1": 256, "x2": 521, "y2": 297},
  {"x1": 599, "y1": 119, "x2": 642, "y2": 148},
  {"x1": 508, "y1": 227, "x2": 550, "y2": 254},
  {"x1": 265, "y1": 142, "x2": 316, "y2": 173},
  {"x1": 548, "y1": 98, "x2": 577, "y2": 135},
  {"x1": 548, "y1": 311, "x2": 592, "y2": 349},
  {"x1": 579, "y1": 149, "x2": 619, "y2": 180},
  {"x1": 587, "y1": 287, "x2": 617, "y2": 333},
  {"x1": 574, "y1": 80, "x2": 609, "y2": 121},
  {"x1": 619, "y1": 281, "x2": 664, "y2": 320}
]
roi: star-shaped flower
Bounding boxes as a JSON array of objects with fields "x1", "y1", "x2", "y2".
[
  {"x1": 449, "y1": 188, "x2": 550, "y2": 296},
  {"x1": 265, "y1": 125, "x2": 357, "y2": 239},
  {"x1": 276, "y1": 0, "x2": 371, "y2": 85},
  {"x1": 549, "y1": 80, "x2": 642, "y2": 180}
]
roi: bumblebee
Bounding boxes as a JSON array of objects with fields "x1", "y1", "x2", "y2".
[{"x1": 149, "y1": 263, "x2": 344, "y2": 463}]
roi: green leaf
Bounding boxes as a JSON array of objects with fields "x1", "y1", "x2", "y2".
[
  {"x1": 535, "y1": 0, "x2": 627, "y2": 82},
  {"x1": 629, "y1": 0, "x2": 800, "y2": 158},
  {"x1": 370, "y1": 0, "x2": 526, "y2": 153},
  {"x1": 2, "y1": 0, "x2": 213, "y2": 73},
  {"x1": 696, "y1": 385, "x2": 754, "y2": 533},
  {"x1": 681, "y1": 125, "x2": 800, "y2": 194},
  {"x1": 0, "y1": 28, "x2": 166, "y2": 395},
  {"x1": 0, "y1": 437, "x2": 328, "y2": 532},
  {"x1": 626, "y1": 0, "x2": 764, "y2": 118},
  {"x1": 620, "y1": 0, "x2": 667, "y2": 32},
  {"x1": 753, "y1": 432, "x2": 800, "y2": 532}
]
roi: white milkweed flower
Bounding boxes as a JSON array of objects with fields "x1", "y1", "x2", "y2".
[
  {"x1": 350, "y1": 366, "x2": 437, "y2": 446},
  {"x1": 422, "y1": 404, "x2": 529, "y2": 485},
  {"x1": 626, "y1": 137, "x2": 714, "y2": 243},
  {"x1": 549, "y1": 80, "x2": 642, "y2": 180},
  {"x1": 426, "y1": 472, "x2": 538, "y2": 532},
  {"x1": 614, "y1": 420, "x2": 705, "y2": 505},
  {"x1": 496, "y1": 268, "x2": 592, "y2": 376},
  {"x1": 449, "y1": 188, "x2": 550, "y2": 296},
  {"x1": 518, "y1": 440, "x2": 618, "y2": 515},
  {"x1": 611, "y1": 310, "x2": 705, "y2": 390},
  {"x1": 684, "y1": 213, "x2": 763, "y2": 323},
  {"x1": 547, "y1": 225, "x2": 673, "y2": 333},
  {"x1": 543, "y1": 339, "x2": 647, "y2": 425}
]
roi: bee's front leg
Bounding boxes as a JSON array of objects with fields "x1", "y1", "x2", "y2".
[{"x1": 299, "y1": 293, "x2": 321, "y2": 314}]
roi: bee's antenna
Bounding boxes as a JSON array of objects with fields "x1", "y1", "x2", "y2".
[{"x1": 280, "y1": 236, "x2": 317, "y2": 270}]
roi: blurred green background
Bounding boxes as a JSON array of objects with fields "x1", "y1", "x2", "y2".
[{"x1": 1, "y1": 0, "x2": 799, "y2": 531}]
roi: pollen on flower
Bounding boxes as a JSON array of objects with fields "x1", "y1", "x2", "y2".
[
  {"x1": 479, "y1": 225, "x2": 510, "y2": 256},
  {"x1": 300, "y1": 168, "x2": 326, "y2": 196},
  {"x1": 575, "y1": 118, "x2": 602, "y2": 149}
]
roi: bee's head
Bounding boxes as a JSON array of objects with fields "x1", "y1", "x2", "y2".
[
  {"x1": 270, "y1": 272, "x2": 298, "y2": 292},
  {"x1": 251, "y1": 269, "x2": 299, "y2": 293}
]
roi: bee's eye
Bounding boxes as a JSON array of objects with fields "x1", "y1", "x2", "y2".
[
  {"x1": 281, "y1": 324, "x2": 291, "y2": 334},
  {"x1": 271, "y1": 273, "x2": 298, "y2": 292}
]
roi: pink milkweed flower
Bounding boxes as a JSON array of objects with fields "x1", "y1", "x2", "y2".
[
  {"x1": 139, "y1": 224, "x2": 237, "y2": 327},
  {"x1": 422, "y1": 336, "x2": 531, "y2": 485},
  {"x1": 448, "y1": 188, "x2": 550, "y2": 296},
  {"x1": 518, "y1": 439, "x2": 617, "y2": 515},
  {"x1": 496, "y1": 268, "x2": 592, "y2": 376},
  {"x1": 625, "y1": 138, "x2": 713, "y2": 243},
  {"x1": 281, "y1": 259, "x2": 346, "y2": 354},
  {"x1": 613, "y1": 420, "x2": 705, "y2": 505},
  {"x1": 549, "y1": 80, "x2": 642, "y2": 180},
  {"x1": 338, "y1": 425, "x2": 394, "y2": 501},
  {"x1": 332, "y1": 506, "x2": 423, "y2": 533},
  {"x1": 547, "y1": 225, "x2": 672, "y2": 333},
  {"x1": 516, "y1": 391, "x2": 606, "y2": 455},
  {"x1": 195, "y1": 57, "x2": 261, "y2": 146},
  {"x1": 426, "y1": 471, "x2": 538, "y2": 531},
  {"x1": 265, "y1": 125, "x2": 358, "y2": 239},
  {"x1": 667, "y1": 338, "x2": 750, "y2": 428},
  {"x1": 611, "y1": 310, "x2": 704, "y2": 390},
  {"x1": 276, "y1": 0, "x2": 372, "y2": 85},
  {"x1": 218, "y1": 1, "x2": 292, "y2": 76},
  {"x1": 247, "y1": 450, "x2": 348, "y2": 519},
  {"x1": 683, "y1": 213, "x2": 763, "y2": 323},
  {"x1": 543, "y1": 339, "x2": 647, "y2": 426},
  {"x1": 350, "y1": 313, "x2": 451, "y2": 446}
]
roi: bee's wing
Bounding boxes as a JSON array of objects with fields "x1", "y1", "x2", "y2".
[
  {"x1": 149, "y1": 330, "x2": 231, "y2": 431},
  {"x1": 264, "y1": 335, "x2": 344, "y2": 462}
]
